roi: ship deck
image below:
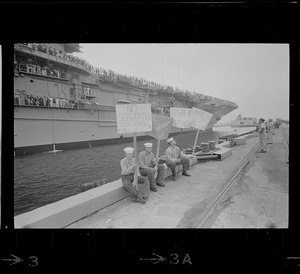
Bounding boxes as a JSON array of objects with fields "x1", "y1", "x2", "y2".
[{"x1": 67, "y1": 125, "x2": 288, "y2": 228}]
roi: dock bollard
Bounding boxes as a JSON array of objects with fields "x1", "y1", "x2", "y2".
[
  {"x1": 208, "y1": 141, "x2": 217, "y2": 150},
  {"x1": 201, "y1": 142, "x2": 210, "y2": 153}
]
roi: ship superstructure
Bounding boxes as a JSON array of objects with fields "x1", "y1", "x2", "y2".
[
  {"x1": 231, "y1": 114, "x2": 258, "y2": 127},
  {"x1": 14, "y1": 43, "x2": 238, "y2": 156}
]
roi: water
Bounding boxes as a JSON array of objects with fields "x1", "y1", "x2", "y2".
[{"x1": 14, "y1": 126, "x2": 256, "y2": 216}]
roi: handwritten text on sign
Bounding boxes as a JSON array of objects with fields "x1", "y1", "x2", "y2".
[
  {"x1": 170, "y1": 107, "x2": 213, "y2": 129},
  {"x1": 116, "y1": 104, "x2": 152, "y2": 134},
  {"x1": 170, "y1": 108, "x2": 196, "y2": 128}
]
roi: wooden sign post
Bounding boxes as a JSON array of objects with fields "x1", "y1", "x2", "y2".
[
  {"x1": 154, "y1": 138, "x2": 160, "y2": 179},
  {"x1": 133, "y1": 132, "x2": 138, "y2": 190},
  {"x1": 192, "y1": 129, "x2": 200, "y2": 154}
]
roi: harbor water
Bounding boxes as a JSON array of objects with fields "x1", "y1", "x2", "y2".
[{"x1": 14, "y1": 126, "x2": 256, "y2": 216}]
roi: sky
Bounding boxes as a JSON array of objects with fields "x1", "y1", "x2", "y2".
[{"x1": 71, "y1": 44, "x2": 287, "y2": 122}]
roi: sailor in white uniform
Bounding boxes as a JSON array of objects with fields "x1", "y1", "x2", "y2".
[{"x1": 120, "y1": 147, "x2": 150, "y2": 204}]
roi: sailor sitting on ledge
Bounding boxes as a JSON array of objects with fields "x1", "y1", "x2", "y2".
[
  {"x1": 138, "y1": 142, "x2": 166, "y2": 192},
  {"x1": 120, "y1": 147, "x2": 150, "y2": 204},
  {"x1": 165, "y1": 137, "x2": 193, "y2": 181}
]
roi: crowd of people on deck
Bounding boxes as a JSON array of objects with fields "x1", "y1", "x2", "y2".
[
  {"x1": 15, "y1": 93, "x2": 92, "y2": 109},
  {"x1": 120, "y1": 137, "x2": 194, "y2": 204},
  {"x1": 19, "y1": 43, "x2": 91, "y2": 68},
  {"x1": 19, "y1": 43, "x2": 119, "y2": 78},
  {"x1": 17, "y1": 59, "x2": 67, "y2": 79},
  {"x1": 17, "y1": 43, "x2": 237, "y2": 108}
]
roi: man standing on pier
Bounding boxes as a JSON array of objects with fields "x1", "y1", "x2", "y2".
[
  {"x1": 278, "y1": 119, "x2": 289, "y2": 163},
  {"x1": 266, "y1": 118, "x2": 275, "y2": 144},
  {"x1": 138, "y1": 143, "x2": 166, "y2": 192},
  {"x1": 120, "y1": 147, "x2": 150, "y2": 204},
  {"x1": 257, "y1": 118, "x2": 267, "y2": 153},
  {"x1": 165, "y1": 137, "x2": 192, "y2": 181}
]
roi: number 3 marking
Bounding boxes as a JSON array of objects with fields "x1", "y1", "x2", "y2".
[
  {"x1": 28, "y1": 256, "x2": 38, "y2": 267},
  {"x1": 170, "y1": 253, "x2": 179, "y2": 264}
]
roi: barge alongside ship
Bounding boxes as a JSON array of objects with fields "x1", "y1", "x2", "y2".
[{"x1": 14, "y1": 43, "x2": 238, "y2": 156}]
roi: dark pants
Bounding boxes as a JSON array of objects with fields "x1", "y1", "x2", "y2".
[
  {"x1": 121, "y1": 174, "x2": 150, "y2": 201},
  {"x1": 166, "y1": 157, "x2": 190, "y2": 176},
  {"x1": 139, "y1": 164, "x2": 165, "y2": 189}
]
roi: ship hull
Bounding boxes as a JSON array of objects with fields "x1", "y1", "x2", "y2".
[
  {"x1": 14, "y1": 129, "x2": 201, "y2": 157},
  {"x1": 14, "y1": 105, "x2": 209, "y2": 156}
]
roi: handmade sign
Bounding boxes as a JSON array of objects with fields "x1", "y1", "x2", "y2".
[
  {"x1": 170, "y1": 107, "x2": 195, "y2": 128},
  {"x1": 116, "y1": 103, "x2": 152, "y2": 190},
  {"x1": 116, "y1": 103, "x2": 152, "y2": 134},
  {"x1": 191, "y1": 107, "x2": 213, "y2": 130}
]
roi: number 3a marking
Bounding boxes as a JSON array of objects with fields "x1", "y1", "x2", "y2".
[{"x1": 28, "y1": 256, "x2": 38, "y2": 267}]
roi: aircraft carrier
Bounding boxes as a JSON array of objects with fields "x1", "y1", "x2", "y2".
[{"x1": 14, "y1": 43, "x2": 238, "y2": 156}]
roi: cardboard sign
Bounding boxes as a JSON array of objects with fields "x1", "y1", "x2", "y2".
[
  {"x1": 170, "y1": 107, "x2": 213, "y2": 130},
  {"x1": 191, "y1": 107, "x2": 213, "y2": 130},
  {"x1": 116, "y1": 103, "x2": 152, "y2": 134},
  {"x1": 170, "y1": 107, "x2": 195, "y2": 128}
]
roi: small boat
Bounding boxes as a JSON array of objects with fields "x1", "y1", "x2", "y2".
[{"x1": 231, "y1": 114, "x2": 258, "y2": 127}]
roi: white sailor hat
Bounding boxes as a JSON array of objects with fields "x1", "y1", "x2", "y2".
[
  {"x1": 124, "y1": 147, "x2": 134, "y2": 154},
  {"x1": 167, "y1": 137, "x2": 175, "y2": 143},
  {"x1": 144, "y1": 143, "x2": 153, "y2": 148}
]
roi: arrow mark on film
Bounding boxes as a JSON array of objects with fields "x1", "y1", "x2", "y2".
[
  {"x1": 0, "y1": 254, "x2": 24, "y2": 265},
  {"x1": 140, "y1": 253, "x2": 166, "y2": 264}
]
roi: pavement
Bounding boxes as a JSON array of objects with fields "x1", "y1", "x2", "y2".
[
  {"x1": 204, "y1": 124, "x2": 289, "y2": 228},
  {"x1": 67, "y1": 125, "x2": 288, "y2": 228}
]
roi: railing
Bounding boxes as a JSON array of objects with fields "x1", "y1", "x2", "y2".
[
  {"x1": 18, "y1": 63, "x2": 68, "y2": 80},
  {"x1": 16, "y1": 43, "x2": 94, "y2": 74},
  {"x1": 14, "y1": 95, "x2": 105, "y2": 111}
]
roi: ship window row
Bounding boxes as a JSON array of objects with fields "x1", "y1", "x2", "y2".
[
  {"x1": 14, "y1": 94, "x2": 170, "y2": 115},
  {"x1": 14, "y1": 92, "x2": 171, "y2": 116},
  {"x1": 14, "y1": 94, "x2": 100, "y2": 110},
  {"x1": 17, "y1": 62, "x2": 68, "y2": 80}
]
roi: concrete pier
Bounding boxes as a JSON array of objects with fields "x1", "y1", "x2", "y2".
[
  {"x1": 204, "y1": 124, "x2": 289, "y2": 228},
  {"x1": 67, "y1": 125, "x2": 288, "y2": 228}
]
